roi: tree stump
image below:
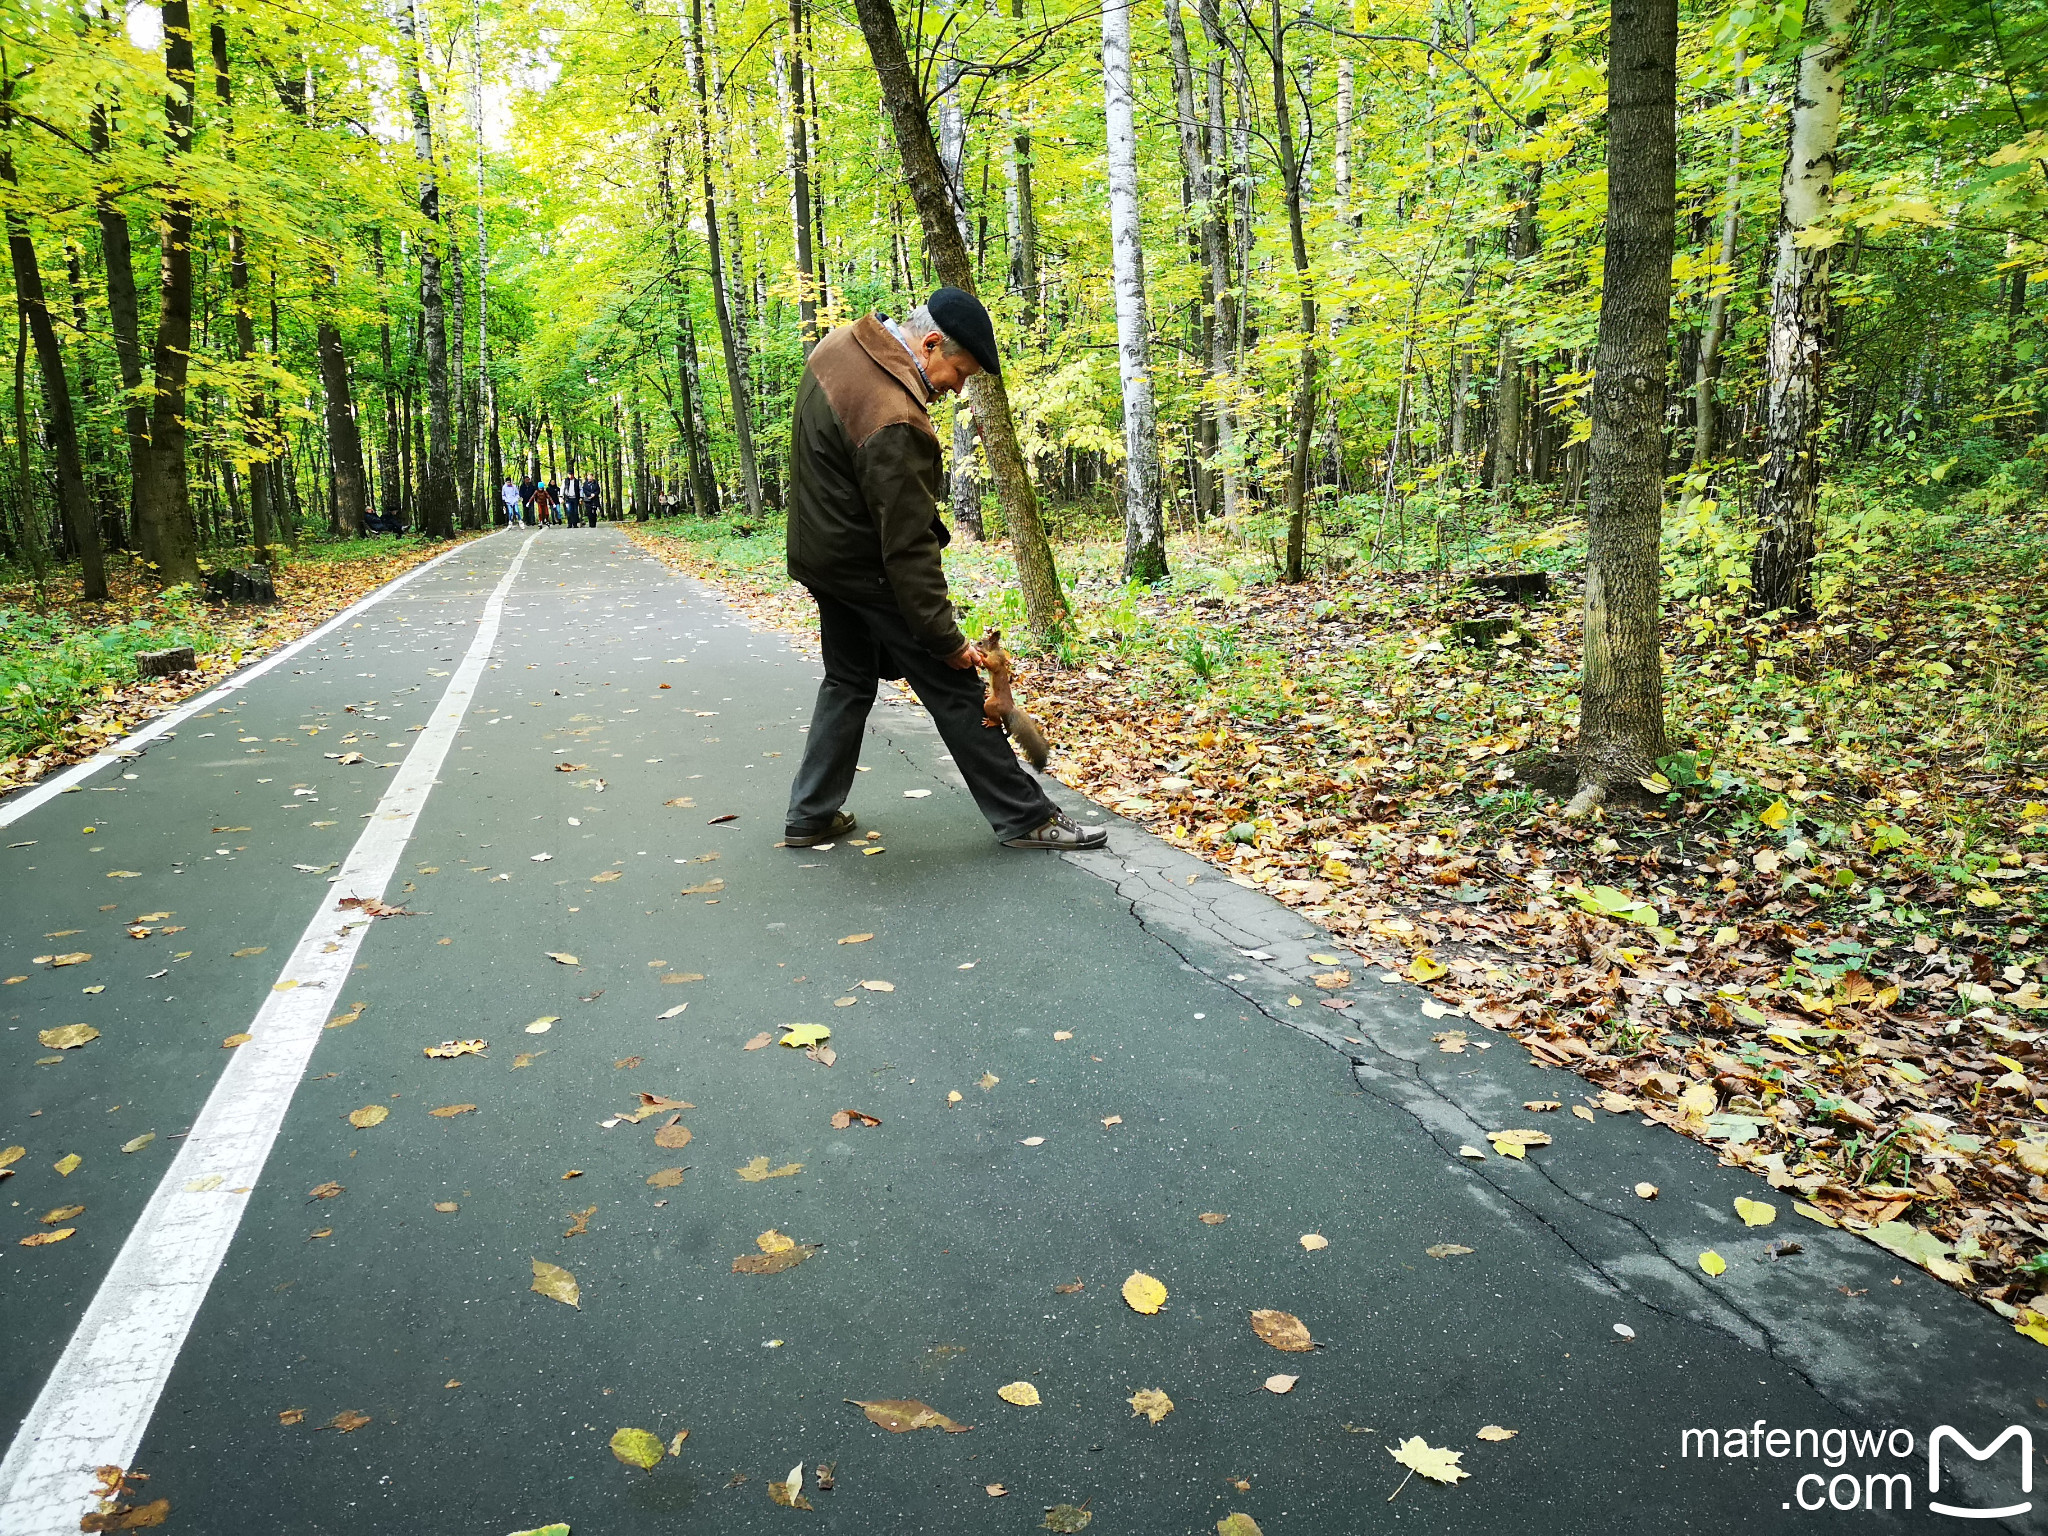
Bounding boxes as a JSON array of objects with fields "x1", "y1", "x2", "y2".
[
  {"x1": 1452, "y1": 617, "x2": 1516, "y2": 647},
  {"x1": 136, "y1": 646, "x2": 197, "y2": 677},
  {"x1": 1472, "y1": 571, "x2": 1551, "y2": 603},
  {"x1": 203, "y1": 565, "x2": 278, "y2": 604}
]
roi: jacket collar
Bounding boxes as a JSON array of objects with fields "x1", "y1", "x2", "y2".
[{"x1": 852, "y1": 313, "x2": 934, "y2": 408}]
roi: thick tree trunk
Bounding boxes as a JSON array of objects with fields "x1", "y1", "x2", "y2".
[
  {"x1": 1572, "y1": 0, "x2": 1678, "y2": 803},
  {"x1": 690, "y1": 0, "x2": 764, "y2": 521},
  {"x1": 1004, "y1": 0, "x2": 1039, "y2": 333},
  {"x1": 1102, "y1": 0, "x2": 1165, "y2": 582},
  {"x1": 373, "y1": 232, "x2": 402, "y2": 524},
  {"x1": 1166, "y1": 0, "x2": 1236, "y2": 525},
  {"x1": 1490, "y1": 73, "x2": 1548, "y2": 501},
  {"x1": 1692, "y1": 62, "x2": 1747, "y2": 472},
  {"x1": 400, "y1": 0, "x2": 457, "y2": 538},
  {"x1": 88, "y1": 83, "x2": 148, "y2": 548},
  {"x1": 133, "y1": 0, "x2": 201, "y2": 584},
  {"x1": 470, "y1": 5, "x2": 501, "y2": 504},
  {"x1": 316, "y1": 313, "x2": 369, "y2": 535},
  {"x1": 851, "y1": 0, "x2": 1068, "y2": 633},
  {"x1": 451, "y1": 239, "x2": 478, "y2": 527},
  {"x1": 3, "y1": 186, "x2": 105, "y2": 598},
  {"x1": 933, "y1": 4, "x2": 983, "y2": 540},
  {"x1": 1750, "y1": 0, "x2": 1855, "y2": 617}
]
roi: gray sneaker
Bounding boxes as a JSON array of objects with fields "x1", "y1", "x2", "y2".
[{"x1": 1003, "y1": 810, "x2": 1108, "y2": 850}]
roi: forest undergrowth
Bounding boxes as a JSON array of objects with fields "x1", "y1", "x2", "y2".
[
  {"x1": 0, "y1": 534, "x2": 482, "y2": 794},
  {"x1": 634, "y1": 480, "x2": 2048, "y2": 1339}
]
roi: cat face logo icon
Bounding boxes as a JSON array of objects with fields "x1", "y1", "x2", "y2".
[{"x1": 1929, "y1": 1426, "x2": 2032, "y2": 1520}]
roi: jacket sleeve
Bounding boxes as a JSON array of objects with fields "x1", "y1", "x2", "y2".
[{"x1": 856, "y1": 421, "x2": 966, "y2": 656}]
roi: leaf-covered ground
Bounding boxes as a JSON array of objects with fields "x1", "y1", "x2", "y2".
[
  {"x1": 0, "y1": 536, "x2": 482, "y2": 796},
  {"x1": 632, "y1": 510, "x2": 2048, "y2": 1341}
]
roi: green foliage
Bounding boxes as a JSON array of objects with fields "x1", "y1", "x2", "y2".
[{"x1": 0, "y1": 597, "x2": 218, "y2": 757}]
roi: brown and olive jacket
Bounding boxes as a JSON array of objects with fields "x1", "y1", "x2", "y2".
[{"x1": 786, "y1": 314, "x2": 965, "y2": 657}]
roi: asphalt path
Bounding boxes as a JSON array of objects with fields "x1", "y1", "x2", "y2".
[{"x1": 1, "y1": 527, "x2": 2041, "y2": 1534}]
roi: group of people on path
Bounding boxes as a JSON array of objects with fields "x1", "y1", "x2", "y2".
[{"x1": 500, "y1": 472, "x2": 603, "y2": 528}]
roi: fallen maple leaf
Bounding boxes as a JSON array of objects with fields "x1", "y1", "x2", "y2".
[
  {"x1": 848, "y1": 1398, "x2": 971, "y2": 1433},
  {"x1": 1128, "y1": 1387, "x2": 1174, "y2": 1425},
  {"x1": 1389, "y1": 1435, "x2": 1468, "y2": 1486}
]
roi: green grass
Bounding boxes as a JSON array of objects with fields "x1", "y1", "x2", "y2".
[{"x1": 0, "y1": 593, "x2": 220, "y2": 758}]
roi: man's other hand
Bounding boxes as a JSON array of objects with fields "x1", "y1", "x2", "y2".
[{"x1": 944, "y1": 642, "x2": 986, "y2": 671}]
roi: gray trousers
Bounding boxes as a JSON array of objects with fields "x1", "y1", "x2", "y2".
[{"x1": 786, "y1": 588, "x2": 1056, "y2": 842}]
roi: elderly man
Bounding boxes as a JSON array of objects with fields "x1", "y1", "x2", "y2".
[{"x1": 783, "y1": 287, "x2": 1105, "y2": 852}]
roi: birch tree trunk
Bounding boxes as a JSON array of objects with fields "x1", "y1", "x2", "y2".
[
  {"x1": 400, "y1": 0, "x2": 457, "y2": 539},
  {"x1": 134, "y1": 0, "x2": 201, "y2": 584},
  {"x1": 1692, "y1": 61, "x2": 1747, "y2": 472},
  {"x1": 1750, "y1": 0, "x2": 1856, "y2": 618},
  {"x1": 1200, "y1": 33, "x2": 1240, "y2": 521},
  {"x1": 851, "y1": 0, "x2": 1068, "y2": 633},
  {"x1": 1166, "y1": 0, "x2": 1234, "y2": 523},
  {"x1": 1572, "y1": 0, "x2": 1677, "y2": 805},
  {"x1": 1102, "y1": 0, "x2": 1165, "y2": 581}
]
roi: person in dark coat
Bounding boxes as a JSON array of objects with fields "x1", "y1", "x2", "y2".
[{"x1": 781, "y1": 286, "x2": 1104, "y2": 852}]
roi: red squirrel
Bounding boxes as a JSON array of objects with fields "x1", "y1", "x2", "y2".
[{"x1": 979, "y1": 627, "x2": 1050, "y2": 770}]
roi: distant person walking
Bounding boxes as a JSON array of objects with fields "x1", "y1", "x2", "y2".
[
  {"x1": 535, "y1": 480, "x2": 558, "y2": 526},
  {"x1": 561, "y1": 474, "x2": 582, "y2": 527},
  {"x1": 781, "y1": 286, "x2": 1102, "y2": 852},
  {"x1": 581, "y1": 474, "x2": 602, "y2": 525},
  {"x1": 501, "y1": 477, "x2": 521, "y2": 529},
  {"x1": 519, "y1": 476, "x2": 538, "y2": 526}
]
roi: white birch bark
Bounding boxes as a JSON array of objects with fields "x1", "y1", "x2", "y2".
[
  {"x1": 1102, "y1": 0, "x2": 1165, "y2": 581},
  {"x1": 1751, "y1": 0, "x2": 1856, "y2": 616}
]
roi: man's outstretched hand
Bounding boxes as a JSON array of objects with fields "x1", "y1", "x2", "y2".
[{"x1": 944, "y1": 642, "x2": 986, "y2": 671}]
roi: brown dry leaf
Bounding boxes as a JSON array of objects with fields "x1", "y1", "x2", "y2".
[
  {"x1": 1486, "y1": 1128, "x2": 1551, "y2": 1159},
  {"x1": 1101, "y1": 1115, "x2": 1123, "y2": 1128},
  {"x1": 308, "y1": 1182, "x2": 344, "y2": 1200},
  {"x1": 839, "y1": 933, "x2": 874, "y2": 944},
  {"x1": 531, "y1": 1258, "x2": 580, "y2": 1307},
  {"x1": 1198, "y1": 1212, "x2": 1229, "y2": 1225},
  {"x1": 613, "y1": 1056, "x2": 642, "y2": 1069},
  {"x1": 1572, "y1": 1104, "x2": 1597, "y2": 1122},
  {"x1": 78, "y1": 1498, "x2": 171, "y2": 1531},
  {"x1": 347, "y1": 1105, "x2": 389, "y2": 1129},
  {"x1": 562, "y1": 1169, "x2": 583, "y2": 1179},
  {"x1": 736, "y1": 1156, "x2": 803, "y2": 1181},
  {"x1": 1426, "y1": 1243, "x2": 1475, "y2": 1259},
  {"x1": 1249, "y1": 1309, "x2": 1316, "y2": 1352},
  {"x1": 733, "y1": 1242, "x2": 820, "y2": 1274},
  {"x1": 647, "y1": 1168, "x2": 687, "y2": 1188},
  {"x1": 429, "y1": 1104, "x2": 477, "y2": 1118},
  {"x1": 678, "y1": 880, "x2": 723, "y2": 896},
  {"x1": 1523, "y1": 1100, "x2": 1561, "y2": 1113},
  {"x1": 1053, "y1": 1277, "x2": 1085, "y2": 1294},
  {"x1": 848, "y1": 1398, "x2": 971, "y2": 1433},
  {"x1": 1128, "y1": 1388, "x2": 1174, "y2": 1425},
  {"x1": 767, "y1": 1473, "x2": 814, "y2": 1510},
  {"x1": 1476, "y1": 1425, "x2": 1518, "y2": 1441},
  {"x1": 19, "y1": 1228, "x2": 74, "y2": 1247},
  {"x1": 563, "y1": 1205, "x2": 597, "y2": 1238},
  {"x1": 308, "y1": 1228, "x2": 332, "y2": 1241},
  {"x1": 653, "y1": 1122, "x2": 694, "y2": 1149},
  {"x1": 1313, "y1": 969, "x2": 1352, "y2": 989},
  {"x1": 830, "y1": 1109, "x2": 881, "y2": 1128},
  {"x1": 986, "y1": 1483, "x2": 1009, "y2": 1497},
  {"x1": 1043, "y1": 1504, "x2": 1094, "y2": 1532},
  {"x1": 590, "y1": 871, "x2": 623, "y2": 884},
  {"x1": 423, "y1": 1039, "x2": 487, "y2": 1058},
  {"x1": 742, "y1": 1032, "x2": 774, "y2": 1051},
  {"x1": 858, "y1": 979, "x2": 895, "y2": 992},
  {"x1": 325, "y1": 1411, "x2": 372, "y2": 1434},
  {"x1": 278, "y1": 1408, "x2": 306, "y2": 1426},
  {"x1": 49, "y1": 951, "x2": 92, "y2": 966},
  {"x1": 1264, "y1": 1374, "x2": 1300, "y2": 1394},
  {"x1": 664, "y1": 797, "x2": 695, "y2": 807},
  {"x1": 326, "y1": 1003, "x2": 366, "y2": 1030},
  {"x1": 232, "y1": 947, "x2": 267, "y2": 958}
]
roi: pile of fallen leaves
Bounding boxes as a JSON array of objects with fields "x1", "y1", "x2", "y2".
[
  {"x1": 638, "y1": 511, "x2": 2048, "y2": 1333},
  {"x1": 0, "y1": 539, "x2": 478, "y2": 796}
]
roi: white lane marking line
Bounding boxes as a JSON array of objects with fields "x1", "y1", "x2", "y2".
[
  {"x1": 0, "y1": 530, "x2": 515, "y2": 830},
  {"x1": 0, "y1": 531, "x2": 538, "y2": 1534}
]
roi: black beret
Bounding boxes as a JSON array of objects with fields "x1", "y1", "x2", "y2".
[{"x1": 927, "y1": 286, "x2": 1001, "y2": 379}]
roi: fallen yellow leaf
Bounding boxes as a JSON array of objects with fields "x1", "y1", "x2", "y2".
[
  {"x1": 1128, "y1": 1388, "x2": 1174, "y2": 1425},
  {"x1": 1408, "y1": 954, "x2": 1447, "y2": 982},
  {"x1": 429, "y1": 1104, "x2": 477, "y2": 1118},
  {"x1": 38, "y1": 1025, "x2": 99, "y2": 1049},
  {"x1": 1635, "y1": 1182, "x2": 1659, "y2": 1199},
  {"x1": 1122, "y1": 1271, "x2": 1168, "y2": 1314},
  {"x1": 1477, "y1": 1425, "x2": 1518, "y2": 1441},
  {"x1": 53, "y1": 1153, "x2": 80, "y2": 1177},
  {"x1": 609, "y1": 1427, "x2": 664, "y2": 1470},
  {"x1": 531, "y1": 1258, "x2": 580, "y2": 1307},
  {"x1": 1734, "y1": 1196, "x2": 1776, "y2": 1227},
  {"x1": 839, "y1": 933, "x2": 874, "y2": 944},
  {"x1": 736, "y1": 1156, "x2": 803, "y2": 1181},
  {"x1": 1390, "y1": 1436, "x2": 1468, "y2": 1485},
  {"x1": 221, "y1": 1033, "x2": 252, "y2": 1049},
  {"x1": 1698, "y1": 1250, "x2": 1727, "y2": 1276},
  {"x1": 347, "y1": 1105, "x2": 389, "y2": 1128},
  {"x1": 997, "y1": 1381, "x2": 1041, "y2": 1406}
]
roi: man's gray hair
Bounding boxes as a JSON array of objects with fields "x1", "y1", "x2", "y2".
[{"x1": 900, "y1": 305, "x2": 971, "y2": 357}]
